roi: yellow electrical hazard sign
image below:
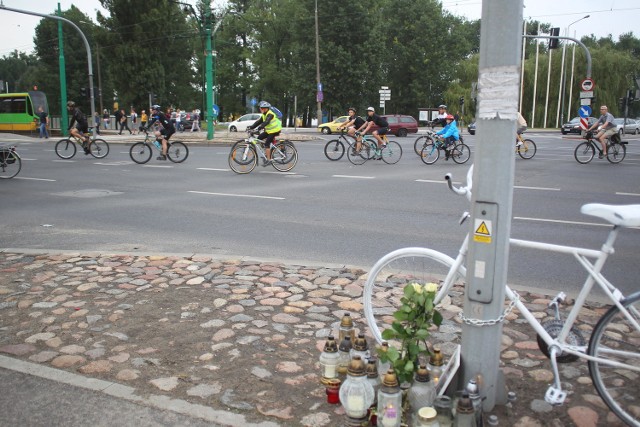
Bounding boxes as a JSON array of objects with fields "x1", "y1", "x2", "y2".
[{"x1": 474, "y1": 219, "x2": 492, "y2": 243}]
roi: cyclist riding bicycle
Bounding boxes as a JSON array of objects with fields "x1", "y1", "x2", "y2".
[
  {"x1": 516, "y1": 111, "x2": 528, "y2": 146},
  {"x1": 355, "y1": 107, "x2": 389, "y2": 157},
  {"x1": 337, "y1": 107, "x2": 365, "y2": 138},
  {"x1": 247, "y1": 101, "x2": 282, "y2": 165},
  {"x1": 66, "y1": 101, "x2": 90, "y2": 155},
  {"x1": 436, "y1": 114, "x2": 459, "y2": 160},
  {"x1": 145, "y1": 104, "x2": 175, "y2": 161},
  {"x1": 432, "y1": 104, "x2": 448, "y2": 127},
  {"x1": 587, "y1": 105, "x2": 616, "y2": 158}
]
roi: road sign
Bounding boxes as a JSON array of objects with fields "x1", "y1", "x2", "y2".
[
  {"x1": 212, "y1": 104, "x2": 220, "y2": 117},
  {"x1": 580, "y1": 91, "x2": 594, "y2": 98},
  {"x1": 316, "y1": 91, "x2": 323, "y2": 102},
  {"x1": 578, "y1": 105, "x2": 592, "y2": 118},
  {"x1": 250, "y1": 98, "x2": 257, "y2": 106},
  {"x1": 580, "y1": 117, "x2": 589, "y2": 130},
  {"x1": 580, "y1": 78, "x2": 595, "y2": 91},
  {"x1": 317, "y1": 83, "x2": 323, "y2": 92},
  {"x1": 580, "y1": 98, "x2": 591, "y2": 106}
]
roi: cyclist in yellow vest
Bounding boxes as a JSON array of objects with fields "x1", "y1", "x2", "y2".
[{"x1": 248, "y1": 101, "x2": 282, "y2": 164}]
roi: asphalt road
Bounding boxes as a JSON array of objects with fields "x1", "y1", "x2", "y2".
[{"x1": 1, "y1": 130, "x2": 639, "y2": 297}]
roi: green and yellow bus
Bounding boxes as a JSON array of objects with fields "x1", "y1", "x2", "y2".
[{"x1": 0, "y1": 91, "x2": 49, "y2": 131}]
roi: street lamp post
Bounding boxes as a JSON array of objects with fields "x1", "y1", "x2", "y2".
[{"x1": 560, "y1": 15, "x2": 589, "y2": 125}]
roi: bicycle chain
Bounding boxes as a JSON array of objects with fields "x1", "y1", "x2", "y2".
[{"x1": 458, "y1": 290, "x2": 521, "y2": 326}]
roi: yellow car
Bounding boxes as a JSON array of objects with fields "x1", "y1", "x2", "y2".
[{"x1": 317, "y1": 116, "x2": 350, "y2": 134}]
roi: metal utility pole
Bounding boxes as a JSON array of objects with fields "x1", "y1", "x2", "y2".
[
  {"x1": 560, "y1": 15, "x2": 590, "y2": 126},
  {"x1": 0, "y1": 3, "x2": 96, "y2": 139},
  {"x1": 57, "y1": 4, "x2": 68, "y2": 135},
  {"x1": 205, "y1": 3, "x2": 214, "y2": 140},
  {"x1": 461, "y1": 0, "x2": 523, "y2": 411},
  {"x1": 314, "y1": 0, "x2": 323, "y2": 125}
]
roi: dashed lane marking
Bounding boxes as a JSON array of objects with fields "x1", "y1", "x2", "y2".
[
  {"x1": 332, "y1": 175, "x2": 374, "y2": 179},
  {"x1": 13, "y1": 177, "x2": 56, "y2": 182},
  {"x1": 188, "y1": 191, "x2": 285, "y2": 200}
]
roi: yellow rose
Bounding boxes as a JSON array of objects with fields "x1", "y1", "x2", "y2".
[
  {"x1": 425, "y1": 282, "x2": 438, "y2": 293},
  {"x1": 410, "y1": 282, "x2": 423, "y2": 294}
]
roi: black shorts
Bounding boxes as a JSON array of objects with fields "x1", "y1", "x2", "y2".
[
  {"x1": 375, "y1": 127, "x2": 388, "y2": 135},
  {"x1": 258, "y1": 131, "x2": 280, "y2": 146},
  {"x1": 160, "y1": 128, "x2": 176, "y2": 140},
  {"x1": 75, "y1": 123, "x2": 89, "y2": 134}
]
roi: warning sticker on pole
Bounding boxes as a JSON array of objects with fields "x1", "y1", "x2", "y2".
[{"x1": 474, "y1": 219, "x2": 492, "y2": 243}]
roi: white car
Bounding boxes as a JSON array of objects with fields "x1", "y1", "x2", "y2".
[
  {"x1": 228, "y1": 113, "x2": 261, "y2": 132},
  {"x1": 613, "y1": 118, "x2": 640, "y2": 135}
]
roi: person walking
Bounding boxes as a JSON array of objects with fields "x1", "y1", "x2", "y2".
[
  {"x1": 94, "y1": 111, "x2": 101, "y2": 135},
  {"x1": 102, "y1": 109, "x2": 110, "y2": 129},
  {"x1": 118, "y1": 108, "x2": 132, "y2": 135},
  {"x1": 37, "y1": 105, "x2": 49, "y2": 139},
  {"x1": 190, "y1": 109, "x2": 201, "y2": 132},
  {"x1": 140, "y1": 109, "x2": 148, "y2": 131},
  {"x1": 130, "y1": 108, "x2": 138, "y2": 135}
]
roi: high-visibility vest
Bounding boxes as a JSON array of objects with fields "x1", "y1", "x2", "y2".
[{"x1": 262, "y1": 110, "x2": 282, "y2": 134}]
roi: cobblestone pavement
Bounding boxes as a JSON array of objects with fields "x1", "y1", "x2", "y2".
[{"x1": 0, "y1": 251, "x2": 628, "y2": 427}]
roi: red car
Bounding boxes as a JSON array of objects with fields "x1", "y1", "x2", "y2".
[{"x1": 367, "y1": 114, "x2": 419, "y2": 137}]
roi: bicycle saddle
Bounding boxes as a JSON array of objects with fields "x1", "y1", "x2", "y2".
[{"x1": 581, "y1": 203, "x2": 640, "y2": 228}]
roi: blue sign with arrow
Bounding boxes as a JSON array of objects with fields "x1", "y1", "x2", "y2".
[{"x1": 579, "y1": 105, "x2": 592, "y2": 118}]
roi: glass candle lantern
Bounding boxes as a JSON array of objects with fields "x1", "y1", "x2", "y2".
[
  {"x1": 434, "y1": 395, "x2": 453, "y2": 427},
  {"x1": 408, "y1": 365, "x2": 436, "y2": 423},
  {"x1": 350, "y1": 333, "x2": 369, "y2": 361},
  {"x1": 453, "y1": 392, "x2": 475, "y2": 427},
  {"x1": 325, "y1": 378, "x2": 341, "y2": 404},
  {"x1": 417, "y1": 407, "x2": 440, "y2": 427},
  {"x1": 319, "y1": 336, "x2": 340, "y2": 381},
  {"x1": 428, "y1": 347, "x2": 444, "y2": 386},
  {"x1": 365, "y1": 357, "x2": 381, "y2": 406},
  {"x1": 339, "y1": 355, "x2": 375, "y2": 424},
  {"x1": 338, "y1": 311, "x2": 356, "y2": 343},
  {"x1": 337, "y1": 335, "x2": 353, "y2": 378},
  {"x1": 377, "y1": 369, "x2": 402, "y2": 427},
  {"x1": 377, "y1": 341, "x2": 391, "y2": 376}
]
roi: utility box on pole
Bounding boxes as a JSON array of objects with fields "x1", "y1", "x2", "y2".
[{"x1": 460, "y1": 0, "x2": 523, "y2": 411}]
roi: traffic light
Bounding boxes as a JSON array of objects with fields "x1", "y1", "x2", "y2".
[
  {"x1": 628, "y1": 89, "x2": 635, "y2": 102},
  {"x1": 459, "y1": 96, "x2": 464, "y2": 106},
  {"x1": 619, "y1": 97, "x2": 626, "y2": 110},
  {"x1": 549, "y1": 27, "x2": 560, "y2": 49},
  {"x1": 81, "y1": 87, "x2": 87, "y2": 97}
]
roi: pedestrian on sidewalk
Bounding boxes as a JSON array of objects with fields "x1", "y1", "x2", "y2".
[
  {"x1": 102, "y1": 109, "x2": 110, "y2": 129},
  {"x1": 94, "y1": 111, "x2": 101, "y2": 135},
  {"x1": 118, "y1": 109, "x2": 132, "y2": 135},
  {"x1": 37, "y1": 105, "x2": 49, "y2": 139},
  {"x1": 190, "y1": 109, "x2": 201, "y2": 132},
  {"x1": 130, "y1": 108, "x2": 138, "y2": 135}
]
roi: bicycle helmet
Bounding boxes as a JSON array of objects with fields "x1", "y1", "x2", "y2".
[
  {"x1": 151, "y1": 104, "x2": 161, "y2": 111},
  {"x1": 259, "y1": 101, "x2": 271, "y2": 109},
  {"x1": 367, "y1": 107, "x2": 375, "y2": 112},
  {"x1": 438, "y1": 104, "x2": 447, "y2": 109},
  {"x1": 347, "y1": 107, "x2": 356, "y2": 113},
  {"x1": 67, "y1": 101, "x2": 76, "y2": 108},
  {"x1": 445, "y1": 114, "x2": 454, "y2": 120}
]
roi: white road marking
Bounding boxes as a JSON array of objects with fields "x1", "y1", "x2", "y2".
[
  {"x1": 94, "y1": 161, "x2": 133, "y2": 166},
  {"x1": 514, "y1": 216, "x2": 610, "y2": 227},
  {"x1": 259, "y1": 171, "x2": 298, "y2": 175},
  {"x1": 514, "y1": 185, "x2": 561, "y2": 191},
  {"x1": 197, "y1": 168, "x2": 230, "y2": 172},
  {"x1": 13, "y1": 177, "x2": 56, "y2": 182},
  {"x1": 616, "y1": 192, "x2": 640, "y2": 197},
  {"x1": 333, "y1": 175, "x2": 375, "y2": 179},
  {"x1": 142, "y1": 165, "x2": 173, "y2": 168},
  {"x1": 188, "y1": 191, "x2": 284, "y2": 200},
  {"x1": 19, "y1": 158, "x2": 37, "y2": 161},
  {"x1": 52, "y1": 160, "x2": 75, "y2": 163},
  {"x1": 415, "y1": 179, "x2": 462, "y2": 185}
]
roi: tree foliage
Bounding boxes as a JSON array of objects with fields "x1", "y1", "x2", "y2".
[{"x1": 1, "y1": 1, "x2": 639, "y2": 124}]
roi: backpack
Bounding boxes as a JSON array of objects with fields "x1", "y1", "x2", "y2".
[{"x1": 271, "y1": 106, "x2": 283, "y2": 119}]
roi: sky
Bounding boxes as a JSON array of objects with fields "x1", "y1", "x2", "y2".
[{"x1": 0, "y1": 0, "x2": 638, "y2": 57}]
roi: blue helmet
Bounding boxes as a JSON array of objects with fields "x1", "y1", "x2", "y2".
[
  {"x1": 259, "y1": 101, "x2": 271, "y2": 109},
  {"x1": 151, "y1": 104, "x2": 161, "y2": 111}
]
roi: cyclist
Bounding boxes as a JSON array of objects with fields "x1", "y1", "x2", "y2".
[
  {"x1": 338, "y1": 107, "x2": 365, "y2": 138},
  {"x1": 436, "y1": 114, "x2": 459, "y2": 160},
  {"x1": 587, "y1": 105, "x2": 616, "y2": 158},
  {"x1": 433, "y1": 104, "x2": 448, "y2": 127},
  {"x1": 516, "y1": 112, "x2": 528, "y2": 146},
  {"x1": 247, "y1": 101, "x2": 282, "y2": 165},
  {"x1": 66, "y1": 101, "x2": 90, "y2": 155},
  {"x1": 355, "y1": 107, "x2": 389, "y2": 157},
  {"x1": 145, "y1": 104, "x2": 175, "y2": 161}
]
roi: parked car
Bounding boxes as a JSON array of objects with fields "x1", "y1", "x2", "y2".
[
  {"x1": 561, "y1": 116, "x2": 597, "y2": 134},
  {"x1": 366, "y1": 114, "x2": 419, "y2": 137},
  {"x1": 613, "y1": 118, "x2": 640, "y2": 135},
  {"x1": 468, "y1": 121, "x2": 476, "y2": 135},
  {"x1": 228, "y1": 113, "x2": 261, "y2": 132},
  {"x1": 317, "y1": 116, "x2": 349, "y2": 134}
]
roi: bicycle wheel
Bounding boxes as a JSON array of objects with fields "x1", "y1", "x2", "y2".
[
  {"x1": 167, "y1": 141, "x2": 189, "y2": 163},
  {"x1": 228, "y1": 141, "x2": 257, "y2": 174},
  {"x1": 517, "y1": 139, "x2": 537, "y2": 159},
  {"x1": 363, "y1": 247, "x2": 466, "y2": 347},
  {"x1": 420, "y1": 143, "x2": 439, "y2": 164},
  {"x1": 347, "y1": 142, "x2": 369, "y2": 165},
  {"x1": 587, "y1": 291, "x2": 640, "y2": 427},
  {"x1": 55, "y1": 139, "x2": 77, "y2": 159},
  {"x1": 413, "y1": 135, "x2": 434, "y2": 156},
  {"x1": 0, "y1": 149, "x2": 21, "y2": 179},
  {"x1": 271, "y1": 141, "x2": 298, "y2": 172},
  {"x1": 324, "y1": 139, "x2": 345, "y2": 161},
  {"x1": 381, "y1": 141, "x2": 402, "y2": 164},
  {"x1": 129, "y1": 142, "x2": 153, "y2": 164},
  {"x1": 606, "y1": 142, "x2": 626, "y2": 164},
  {"x1": 88, "y1": 139, "x2": 109, "y2": 159},
  {"x1": 574, "y1": 142, "x2": 595, "y2": 164},
  {"x1": 451, "y1": 143, "x2": 471, "y2": 164}
]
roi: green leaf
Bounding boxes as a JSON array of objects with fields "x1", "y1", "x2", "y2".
[
  {"x1": 404, "y1": 360, "x2": 414, "y2": 373},
  {"x1": 381, "y1": 329, "x2": 397, "y2": 340},
  {"x1": 404, "y1": 284, "x2": 415, "y2": 298},
  {"x1": 402, "y1": 304, "x2": 412, "y2": 313},
  {"x1": 387, "y1": 347, "x2": 400, "y2": 362},
  {"x1": 416, "y1": 328, "x2": 430, "y2": 339},
  {"x1": 393, "y1": 311, "x2": 409, "y2": 322},
  {"x1": 433, "y1": 310, "x2": 444, "y2": 326}
]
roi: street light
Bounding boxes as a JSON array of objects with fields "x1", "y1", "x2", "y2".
[{"x1": 561, "y1": 15, "x2": 589, "y2": 125}]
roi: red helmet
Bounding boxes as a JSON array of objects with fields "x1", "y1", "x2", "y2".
[{"x1": 446, "y1": 114, "x2": 454, "y2": 120}]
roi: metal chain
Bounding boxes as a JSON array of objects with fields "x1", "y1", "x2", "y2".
[{"x1": 458, "y1": 291, "x2": 521, "y2": 326}]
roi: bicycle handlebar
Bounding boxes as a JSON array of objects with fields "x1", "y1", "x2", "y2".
[{"x1": 444, "y1": 164, "x2": 473, "y2": 201}]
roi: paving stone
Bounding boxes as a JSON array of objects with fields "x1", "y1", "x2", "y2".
[
  {"x1": 29, "y1": 351, "x2": 59, "y2": 363},
  {"x1": 150, "y1": 376, "x2": 179, "y2": 391},
  {"x1": 200, "y1": 319, "x2": 226, "y2": 328},
  {"x1": 251, "y1": 366, "x2": 272, "y2": 379},
  {"x1": 186, "y1": 383, "x2": 222, "y2": 398},
  {"x1": 51, "y1": 355, "x2": 86, "y2": 368},
  {"x1": 79, "y1": 360, "x2": 113, "y2": 373},
  {"x1": 25, "y1": 332, "x2": 56, "y2": 343},
  {"x1": 32, "y1": 301, "x2": 58, "y2": 309}
]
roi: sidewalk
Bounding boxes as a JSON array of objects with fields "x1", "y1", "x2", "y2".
[{"x1": 0, "y1": 249, "x2": 622, "y2": 427}]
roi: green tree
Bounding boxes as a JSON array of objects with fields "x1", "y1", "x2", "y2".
[{"x1": 0, "y1": 51, "x2": 40, "y2": 93}]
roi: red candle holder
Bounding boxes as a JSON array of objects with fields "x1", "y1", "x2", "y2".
[{"x1": 325, "y1": 378, "x2": 341, "y2": 404}]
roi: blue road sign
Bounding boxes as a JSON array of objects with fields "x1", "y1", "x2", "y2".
[
  {"x1": 579, "y1": 105, "x2": 592, "y2": 118},
  {"x1": 250, "y1": 98, "x2": 257, "y2": 106},
  {"x1": 212, "y1": 104, "x2": 220, "y2": 117}
]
